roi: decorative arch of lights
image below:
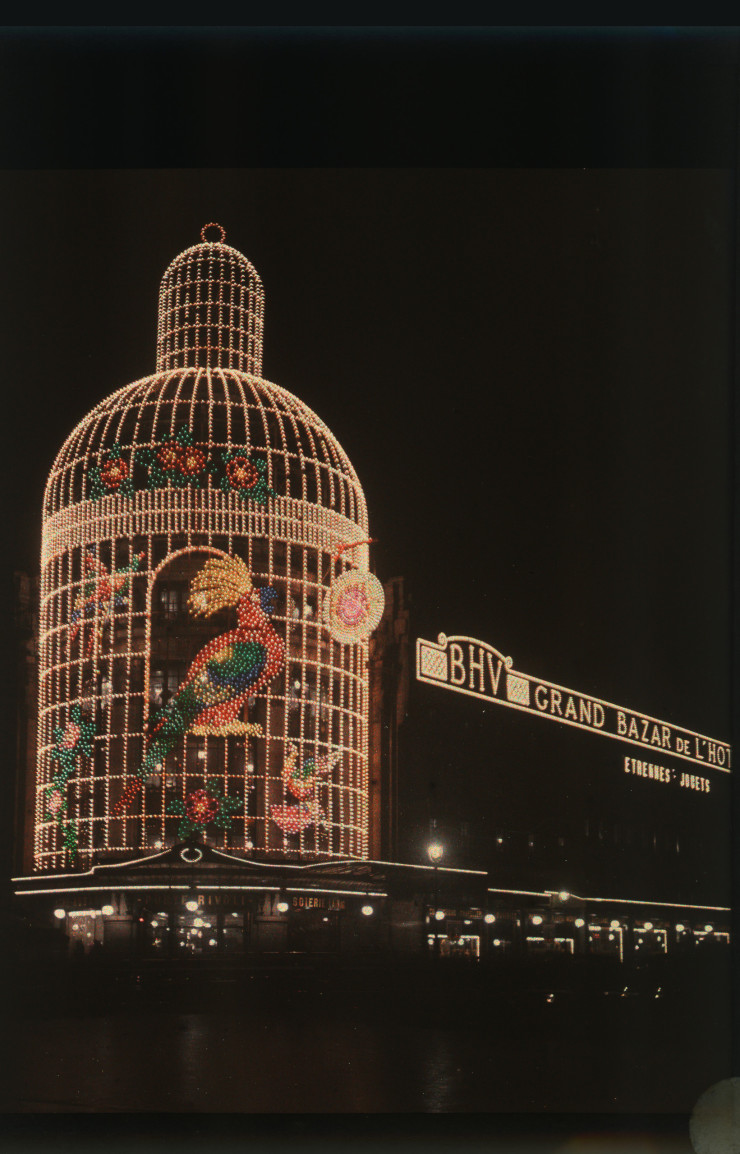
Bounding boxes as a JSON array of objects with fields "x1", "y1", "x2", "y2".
[{"x1": 35, "y1": 224, "x2": 382, "y2": 872}]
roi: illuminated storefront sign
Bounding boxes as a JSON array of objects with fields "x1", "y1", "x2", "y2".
[
  {"x1": 291, "y1": 894, "x2": 346, "y2": 911},
  {"x1": 417, "y1": 633, "x2": 731, "y2": 773}
]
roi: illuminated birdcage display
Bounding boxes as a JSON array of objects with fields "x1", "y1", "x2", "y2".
[{"x1": 35, "y1": 223, "x2": 382, "y2": 872}]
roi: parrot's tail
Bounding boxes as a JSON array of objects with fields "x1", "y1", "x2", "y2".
[{"x1": 111, "y1": 723, "x2": 181, "y2": 815}]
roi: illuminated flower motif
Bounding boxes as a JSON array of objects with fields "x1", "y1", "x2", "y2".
[
  {"x1": 46, "y1": 705, "x2": 95, "y2": 862},
  {"x1": 100, "y1": 457, "x2": 129, "y2": 490},
  {"x1": 60, "y1": 722, "x2": 81, "y2": 750},
  {"x1": 226, "y1": 456, "x2": 260, "y2": 490},
  {"x1": 47, "y1": 789, "x2": 64, "y2": 816},
  {"x1": 186, "y1": 789, "x2": 220, "y2": 825},
  {"x1": 88, "y1": 442, "x2": 135, "y2": 500},
  {"x1": 156, "y1": 443, "x2": 182, "y2": 470},
  {"x1": 138, "y1": 427, "x2": 209, "y2": 490},
  {"x1": 178, "y1": 444, "x2": 207, "y2": 476},
  {"x1": 210, "y1": 449, "x2": 275, "y2": 505},
  {"x1": 323, "y1": 570, "x2": 385, "y2": 644},
  {"x1": 167, "y1": 783, "x2": 241, "y2": 840},
  {"x1": 50, "y1": 705, "x2": 96, "y2": 777}
]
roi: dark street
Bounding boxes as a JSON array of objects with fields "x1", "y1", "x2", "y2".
[{"x1": 4, "y1": 956, "x2": 730, "y2": 1115}]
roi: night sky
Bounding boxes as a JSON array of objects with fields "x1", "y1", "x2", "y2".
[{"x1": 1, "y1": 31, "x2": 735, "y2": 880}]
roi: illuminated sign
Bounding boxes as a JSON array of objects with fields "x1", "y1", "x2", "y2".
[
  {"x1": 291, "y1": 894, "x2": 346, "y2": 911},
  {"x1": 417, "y1": 633, "x2": 731, "y2": 773}
]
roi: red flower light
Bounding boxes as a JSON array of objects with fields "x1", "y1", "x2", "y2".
[
  {"x1": 157, "y1": 443, "x2": 182, "y2": 471},
  {"x1": 178, "y1": 446, "x2": 206, "y2": 476},
  {"x1": 48, "y1": 790, "x2": 63, "y2": 815},
  {"x1": 226, "y1": 457, "x2": 260, "y2": 490},
  {"x1": 100, "y1": 458, "x2": 129, "y2": 490},
  {"x1": 186, "y1": 789, "x2": 219, "y2": 825},
  {"x1": 60, "y1": 722, "x2": 81, "y2": 750}
]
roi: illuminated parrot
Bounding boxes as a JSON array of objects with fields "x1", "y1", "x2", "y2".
[
  {"x1": 114, "y1": 554, "x2": 285, "y2": 814},
  {"x1": 69, "y1": 549, "x2": 145, "y2": 655},
  {"x1": 270, "y1": 743, "x2": 341, "y2": 834}
]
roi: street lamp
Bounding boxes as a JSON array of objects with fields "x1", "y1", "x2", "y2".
[{"x1": 427, "y1": 841, "x2": 444, "y2": 959}]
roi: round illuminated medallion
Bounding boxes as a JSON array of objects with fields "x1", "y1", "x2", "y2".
[
  {"x1": 324, "y1": 570, "x2": 385, "y2": 644},
  {"x1": 180, "y1": 846, "x2": 203, "y2": 863}
]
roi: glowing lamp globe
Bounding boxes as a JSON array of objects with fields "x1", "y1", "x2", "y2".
[{"x1": 427, "y1": 842, "x2": 444, "y2": 864}]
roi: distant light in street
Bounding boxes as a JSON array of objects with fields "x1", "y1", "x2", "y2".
[
  {"x1": 185, "y1": 899, "x2": 199, "y2": 912},
  {"x1": 54, "y1": 908, "x2": 65, "y2": 919},
  {"x1": 531, "y1": 915, "x2": 543, "y2": 926},
  {"x1": 277, "y1": 901, "x2": 289, "y2": 913},
  {"x1": 557, "y1": 891, "x2": 570, "y2": 902},
  {"x1": 610, "y1": 920, "x2": 621, "y2": 929},
  {"x1": 427, "y1": 842, "x2": 444, "y2": 864},
  {"x1": 493, "y1": 939, "x2": 501, "y2": 946},
  {"x1": 361, "y1": 904, "x2": 374, "y2": 917},
  {"x1": 704, "y1": 925, "x2": 713, "y2": 933},
  {"x1": 101, "y1": 905, "x2": 114, "y2": 916},
  {"x1": 675, "y1": 923, "x2": 685, "y2": 932},
  {"x1": 484, "y1": 913, "x2": 495, "y2": 925},
  {"x1": 434, "y1": 910, "x2": 445, "y2": 921},
  {"x1": 574, "y1": 918, "x2": 585, "y2": 928}
]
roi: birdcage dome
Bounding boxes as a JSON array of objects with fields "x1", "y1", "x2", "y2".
[
  {"x1": 43, "y1": 222, "x2": 368, "y2": 544},
  {"x1": 44, "y1": 368, "x2": 367, "y2": 536}
]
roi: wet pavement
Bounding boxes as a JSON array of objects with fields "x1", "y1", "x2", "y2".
[{"x1": 3, "y1": 956, "x2": 732, "y2": 1115}]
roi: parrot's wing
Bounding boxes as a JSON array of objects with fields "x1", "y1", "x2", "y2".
[{"x1": 203, "y1": 640, "x2": 268, "y2": 695}]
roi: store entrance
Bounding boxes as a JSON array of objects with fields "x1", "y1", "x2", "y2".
[{"x1": 287, "y1": 909, "x2": 340, "y2": 954}]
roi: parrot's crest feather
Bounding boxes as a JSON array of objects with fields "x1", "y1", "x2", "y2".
[{"x1": 188, "y1": 554, "x2": 253, "y2": 617}]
